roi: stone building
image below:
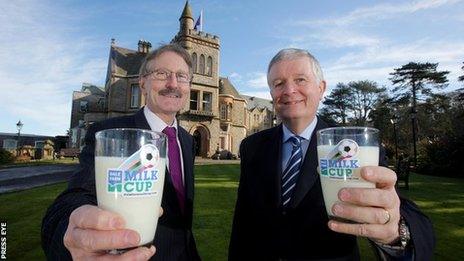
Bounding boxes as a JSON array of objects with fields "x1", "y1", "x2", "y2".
[
  {"x1": 70, "y1": 1, "x2": 274, "y2": 157},
  {"x1": 243, "y1": 95, "x2": 275, "y2": 134},
  {"x1": 0, "y1": 132, "x2": 55, "y2": 160}
]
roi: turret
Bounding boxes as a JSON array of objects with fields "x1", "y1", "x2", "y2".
[{"x1": 179, "y1": 1, "x2": 194, "y2": 35}]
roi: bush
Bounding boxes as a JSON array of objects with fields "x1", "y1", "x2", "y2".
[
  {"x1": 417, "y1": 135, "x2": 463, "y2": 178},
  {"x1": 0, "y1": 148, "x2": 15, "y2": 165},
  {"x1": 211, "y1": 150, "x2": 238, "y2": 160}
]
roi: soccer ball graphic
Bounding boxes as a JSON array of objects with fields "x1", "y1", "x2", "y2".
[
  {"x1": 140, "y1": 144, "x2": 159, "y2": 168},
  {"x1": 336, "y1": 139, "x2": 359, "y2": 159}
]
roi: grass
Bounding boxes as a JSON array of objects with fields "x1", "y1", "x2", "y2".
[{"x1": 1, "y1": 165, "x2": 463, "y2": 260}]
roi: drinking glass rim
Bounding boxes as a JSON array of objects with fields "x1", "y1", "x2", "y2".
[
  {"x1": 95, "y1": 128, "x2": 167, "y2": 139},
  {"x1": 317, "y1": 126, "x2": 379, "y2": 136}
]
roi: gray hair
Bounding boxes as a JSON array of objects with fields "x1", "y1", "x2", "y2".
[
  {"x1": 139, "y1": 43, "x2": 193, "y2": 77},
  {"x1": 267, "y1": 48, "x2": 324, "y2": 84}
]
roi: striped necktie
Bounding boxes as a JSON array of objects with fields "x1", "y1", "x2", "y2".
[{"x1": 282, "y1": 136, "x2": 303, "y2": 208}]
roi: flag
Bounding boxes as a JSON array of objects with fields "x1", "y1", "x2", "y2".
[{"x1": 194, "y1": 10, "x2": 203, "y2": 31}]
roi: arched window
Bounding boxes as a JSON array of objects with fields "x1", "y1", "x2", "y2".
[
  {"x1": 207, "y1": 56, "x2": 213, "y2": 76},
  {"x1": 199, "y1": 54, "x2": 205, "y2": 75},
  {"x1": 192, "y1": 53, "x2": 197, "y2": 73},
  {"x1": 220, "y1": 104, "x2": 227, "y2": 120}
]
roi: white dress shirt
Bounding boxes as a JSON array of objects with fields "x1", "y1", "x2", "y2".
[
  {"x1": 144, "y1": 106, "x2": 185, "y2": 185},
  {"x1": 281, "y1": 117, "x2": 318, "y2": 173}
]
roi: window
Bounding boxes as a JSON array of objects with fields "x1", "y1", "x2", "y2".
[
  {"x1": 199, "y1": 54, "x2": 205, "y2": 74},
  {"x1": 220, "y1": 104, "x2": 227, "y2": 120},
  {"x1": 35, "y1": 141, "x2": 45, "y2": 149},
  {"x1": 79, "y1": 100, "x2": 88, "y2": 112},
  {"x1": 220, "y1": 137, "x2": 225, "y2": 150},
  {"x1": 190, "y1": 90, "x2": 199, "y2": 110},
  {"x1": 207, "y1": 56, "x2": 213, "y2": 76},
  {"x1": 97, "y1": 97, "x2": 106, "y2": 110},
  {"x1": 202, "y1": 92, "x2": 212, "y2": 111},
  {"x1": 192, "y1": 53, "x2": 197, "y2": 73},
  {"x1": 130, "y1": 84, "x2": 140, "y2": 108},
  {"x1": 3, "y1": 139, "x2": 17, "y2": 150}
]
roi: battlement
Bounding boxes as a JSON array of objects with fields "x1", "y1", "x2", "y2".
[{"x1": 188, "y1": 29, "x2": 220, "y2": 44}]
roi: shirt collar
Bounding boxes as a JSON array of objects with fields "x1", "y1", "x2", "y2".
[
  {"x1": 143, "y1": 106, "x2": 178, "y2": 133},
  {"x1": 282, "y1": 117, "x2": 318, "y2": 143}
]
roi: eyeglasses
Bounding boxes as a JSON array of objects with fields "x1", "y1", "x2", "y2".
[{"x1": 143, "y1": 69, "x2": 191, "y2": 84}]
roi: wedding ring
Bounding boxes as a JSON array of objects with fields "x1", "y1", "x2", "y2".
[{"x1": 383, "y1": 209, "x2": 391, "y2": 225}]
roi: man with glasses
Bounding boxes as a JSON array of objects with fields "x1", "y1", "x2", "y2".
[{"x1": 42, "y1": 44, "x2": 201, "y2": 261}]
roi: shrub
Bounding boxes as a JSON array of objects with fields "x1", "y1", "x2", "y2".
[
  {"x1": 417, "y1": 135, "x2": 463, "y2": 178},
  {"x1": 0, "y1": 148, "x2": 15, "y2": 165}
]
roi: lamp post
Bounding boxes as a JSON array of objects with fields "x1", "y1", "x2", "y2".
[
  {"x1": 390, "y1": 115, "x2": 398, "y2": 168},
  {"x1": 272, "y1": 116, "x2": 277, "y2": 127},
  {"x1": 16, "y1": 120, "x2": 24, "y2": 156}
]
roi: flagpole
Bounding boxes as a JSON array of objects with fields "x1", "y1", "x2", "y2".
[{"x1": 200, "y1": 10, "x2": 203, "y2": 32}]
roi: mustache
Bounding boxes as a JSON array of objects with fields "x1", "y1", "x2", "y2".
[{"x1": 158, "y1": 88, "x2": 182, "y2": 97}]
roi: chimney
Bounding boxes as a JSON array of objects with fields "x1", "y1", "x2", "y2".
[
  {"x1": 138, "y1": 39, "x2": 144, "y2": 53},
  {"x1": 145, "y1": 41, "x2": 152, "y2": 53},
  {"x1": 138, "y1": 40, "x2": 152, "y2": 53}
]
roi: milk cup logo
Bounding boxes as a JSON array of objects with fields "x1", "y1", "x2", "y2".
[
  {"x1": 107, "y1": 144, "x2": 161, "y2": 197},
  {"x1": 320, "y1": 139, "x2": 360, "y2": 180}
]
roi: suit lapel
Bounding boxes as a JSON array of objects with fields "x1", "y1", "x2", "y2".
[
  {"x1": 177, "y1": 127, "x2": 194, "y2": 202},
  {"x1": 271, "y1": 126, "x2": 284, "y2": 208},
  {"x1": 290, "y1": 118, "x2": 328, "y2": 208},
  {"x1": 133, "y1": 108, "x2": 151, "y2": 130}
]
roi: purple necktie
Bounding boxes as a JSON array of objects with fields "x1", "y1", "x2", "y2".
[{"x1": 163, "y1": 127, "x2": 185, "y2": 213}]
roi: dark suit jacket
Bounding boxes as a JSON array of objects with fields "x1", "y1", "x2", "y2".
[
  {"x1": 41, "y1": 108, "x2": 201, "y2": 261},
  {"x1": 229, "y1": 119, "x2": 435, "y2": 261}
]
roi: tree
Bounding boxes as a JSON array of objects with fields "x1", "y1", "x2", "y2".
[
  {"x1": 348, "y1": 80, "x2": 386, "y2": 125},
  {"x1": 322, "y1": 81, "x2": 386, "y2": 126},
  {"x1": 459, "y1": 62, "x2": 464, "y2": 82},
  {"x1": 389, "y1": 62, "x2": 450, "y2": 166},
  {"x1": 322, "y1": 83, "x2": 352, "y2": 125}
]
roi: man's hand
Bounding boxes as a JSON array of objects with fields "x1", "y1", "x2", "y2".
[
  {"x1": 327, "y1": 166, "x2": 401, "y2": 244},
  {"x1": 63, "y1": 205, "x2": 156, "y2": 260}
]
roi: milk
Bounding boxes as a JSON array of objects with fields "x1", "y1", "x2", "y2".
[
  {"x1": 95, "y1": 156, "x2": 166, "y2": 245},
  {"x1": 317, "y1": 145, "x2": 378, "y2": 219}
]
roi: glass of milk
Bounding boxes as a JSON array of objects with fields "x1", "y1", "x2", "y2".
[
  {"x1": 95, "y1": 128, "x2": 166, "y2": 250},
  {"x1": 316, "y1": 127, "x2": 379, "y2": 223}
]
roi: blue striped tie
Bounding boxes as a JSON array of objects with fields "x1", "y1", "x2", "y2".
[{"x1": 282, "y1": 136, "x2": 303, "y2": 208}]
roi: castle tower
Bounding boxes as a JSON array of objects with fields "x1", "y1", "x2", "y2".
[
  {"x1": 179, "y1": 1, "x2": 194, "y2": 36},
  {"x1": 172, "y1": 2, "x2": 221, "y2": 157}
]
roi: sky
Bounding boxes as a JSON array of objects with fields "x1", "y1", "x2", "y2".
[{"x1": 0, "y1": 0, "x2": 463, "y2": 136}]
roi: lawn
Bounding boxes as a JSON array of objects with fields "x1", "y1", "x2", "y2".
[{"x1": 0, "y1": 165, "x2": 463, "y2": 260}]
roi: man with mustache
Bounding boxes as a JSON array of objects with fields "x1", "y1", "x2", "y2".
[
  {"x1": 42, "y1": 44, "x2": 201, "y2": 261},
  {"x1": 229, "y1": 48, "x2": 434, "y2": 260}
]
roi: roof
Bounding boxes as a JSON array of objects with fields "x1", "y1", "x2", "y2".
[
  {"x1": 242, "y1": 95, "x2": 273, "y2": 111},
  {"x1": 180, "y1": 1, "x2": 193, "y2": 20},
  {"x1": 110, "y1": 45, "x2": 147, "y2": 76},
  {"x1": 0, "y1": 132, "x2": 54, "y2": 138},
  {"x1": 219, "y1": 77, "x2": 241, "y2": 97},
  {"x1": 81, "y1": 83, "x2": 105, "y2": 95}
]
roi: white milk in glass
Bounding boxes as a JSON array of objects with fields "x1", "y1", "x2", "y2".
[
  {"x1": 95, "y1": 156, "x2": 166, "y2": 245},
  {"x1": 317, "y1": 145, "x2": 378, "y2": 219}
]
